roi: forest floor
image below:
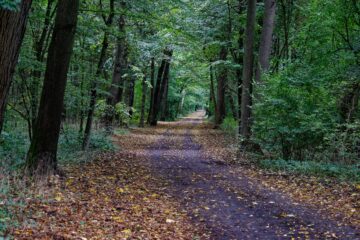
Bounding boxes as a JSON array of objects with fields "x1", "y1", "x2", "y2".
[{"x1": 9, "y1": 111, "x2": 360, "y2": 239}]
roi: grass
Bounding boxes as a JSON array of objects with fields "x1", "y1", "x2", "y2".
[{"x1": 260, "y1": 159, "x2": 360, "y2": 182}]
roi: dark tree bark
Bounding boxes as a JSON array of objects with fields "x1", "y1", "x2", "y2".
[
  {"x1": 160, "y1": 69, "x2": 170, "y2": 121},
  {"x1": 149, "y1": 49, "x2": 173, "y2": 126},
  {"x1": 240, "y1": 0, "x2": 257, "y2": 140},
  {"x1": 29, "y1": 0, "x2": 56, "y2": 136},
  {"x1": 209, "y1": 65, "x2": 217, "y2": 116},
  {"x1": 339, "y1": 83, "x2": 360, "y2": 123},
  {"x1": 26, "y1": 0, "x2": 80, "y2": 174},
  {"x1": 107, "y1": 1, "x2": 127, "y2": 107},
  {"x1": 139, "y1": 72, "x2": 147, "y2": 127},
  {"x1": 227, "y1": 88, "x2": 237, "y2": 119},
  {"x1": 147, "y1": 57, "x2": 155, "y2": 124},
  {"x1": 0, "y1": 0, "x2": 32, "y2": 135},
  {"x1": 82, "y1": 34, "x2": 109, "y2": 150},
  {"x1": 126, "y1": 75, "x2": 135, "y2": 116},
  {"x1": 215, "y1": 46, "x2": 228, "y2": 126},
  {"x1": 255, "y1": 0, "x2": 276, "y2": 84},
  {"x1": 82, "y1": 0, "x2": 114, "y2": 150}
]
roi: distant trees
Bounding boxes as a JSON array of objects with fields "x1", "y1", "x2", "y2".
[
  {"x1": 26, "y1": 0, "x2": 80, "y2": 174},
  {"x1": 0, "y1": 0, "x2": 32, "y2": 135}
]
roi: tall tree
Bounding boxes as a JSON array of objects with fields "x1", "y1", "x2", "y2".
[
  {"x1": 240, "y1": 0, "x2": 257, "y2": 140},
  {"x1": 255, "y1": 0, "x2": 276, "y2": 84},
  {"x1": 147, "y1": 57, "x2": 155, "y2": 124},
  {"x1": 0, "y1": 0, "x2": 32, "y2": 135},
  {"x1": 83, "y1": 0, "x2": 115, "y2": 150},
  {"x1": 107, "y1": 1, "x2": 127, "y2": 107},
  {"x1": 149, "y1": 49, "x2": 173, "y2": 126},
  {"x1": 214, "y1": 46, "x2": 228, "y2": 126},
  {"x1": 139, "y1": 72, "x2": 147, "y2": 127},
  {"x1": 26, "y1": 0, "x2": 80, "y2": 174}
]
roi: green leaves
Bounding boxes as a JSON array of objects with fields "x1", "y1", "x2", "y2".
[{"x1": 0, "y1": 0, "x2": 21, "y2": 11}]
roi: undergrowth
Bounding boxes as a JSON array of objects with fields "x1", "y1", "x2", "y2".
[
  {"x1": 0, "y1": 125, "x2": 116, "y2": 236},
  {"x1": 260, "y1": 159, "x2": 360, "y2": 183}
]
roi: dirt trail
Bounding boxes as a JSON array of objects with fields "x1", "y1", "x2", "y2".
[
  {"x1": 144, "y1": 111, "x2": 359, "y2": 240},
  {"x1": 11, "y1": 111, "x2": 359, "y2": 239}
]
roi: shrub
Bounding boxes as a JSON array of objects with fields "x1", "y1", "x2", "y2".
[{"x1": 220, "y1": 117, "x2": 238, "y2": 136}]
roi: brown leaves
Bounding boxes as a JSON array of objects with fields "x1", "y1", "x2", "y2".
[{"x1": 11, "y1": 132, "x2": 204, "y2": 239}]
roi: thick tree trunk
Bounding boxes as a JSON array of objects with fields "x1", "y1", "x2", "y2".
[
  {"x1": 215, "y1": 46, "x2": 228, "y2": 126},
  {"x1": 139, "y1": 73, "x2": 147, "y2": 127},
  {"x1": 149, "y1": 49, "x2": 173, "y2": 126},
  {"x1": 240, "y1": 0, "x2": 257, "y2": 140},
  {"x1": 255, "y1": 0, "x2": 276, "y2": 84},
  {"x1": 147, "y1": 57, "x2": 155, "y2": 124},
  {"x1": 0, "y1": 0, "x2": 32, "y2": 135},
  {"x1": 26, "y1": 0, "x2": 79, "y2": 174},
  {"x1": 160, "y1": 71, "x2": 170, "y2": 121}
]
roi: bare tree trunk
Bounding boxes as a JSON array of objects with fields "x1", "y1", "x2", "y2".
[
  {"x1": 139, "y1": 73, "x2": 147, "y2": 127},
  {"x1": 147, "y1": 57, "x2": 155, "y2": 124},
  {"x1": 240, "y1": 0, "x2": 257, "y2": 140},
  {"x1": 26, "y1": 0, "x2": 79, "y2": 175},
  {"x1": 255, "y1": 0, "x2": 276, "y2": 84},
  {"x1": 0, "y1": 0, "x2": 32, "y2": 135},
  {"x1": 215, "y1": 46, "x2": 228, "y2": 126}
]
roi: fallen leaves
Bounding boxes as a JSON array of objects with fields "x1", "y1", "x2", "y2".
[{"x1": 10, "y1": 127, "x2": 206, "y2": 239}]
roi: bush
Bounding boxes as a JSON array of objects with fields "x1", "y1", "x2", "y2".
[
  {"x1": 220, "y1": 117, "x2": 238, "y2": 136},
  {"x1": 0, "y1": 129, "x2": 29, "y2": 172}
]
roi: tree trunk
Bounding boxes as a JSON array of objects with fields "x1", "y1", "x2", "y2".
[
  {"x1": 240, "y1": 0, "x2": 257, "y2": 140},
  {"x1": 255, "y1": 0, "x2": 276, "y2": 84},
  {"x1": 215, "y1": 46, "x2": 228, "y2": 126},
  {"x1": 30, "y1": 0, "x2": 55, "y2": 135},
  {"x1": 147, "y1": 57, "x2": 155, "y2": 124},
  {"x1": 82, "y1": 0, "x2": 114, "y2": 150},
  {"x1": 149, "y1": 49, "x2": 173, "y2": 126},
  {"x1": 126, "y1": 75, "x2": 135, "y2": 116},
  {"x1": 107, "y1": 1, "x2": 127, "y2": 107},
  {"x1": 139, "y1": 73, "x2": 147, "y2": 127},
  {"x1": 339, "y1": 83, "x2": 360, "y2": 123},
  {"x1": 26, "y1": 0, "x2": 80, "y2": 174},
  {"x1": 160, "y1": 70, "x2": 170, "y2": 121},
  {"x1": 227, "y1": 88, "x2": 237, "y2": 119},
  {"x1": 0, "y1": 0, "x2": 32, "y2": 135},
  {"x1": 209, "y1": 65, "x2": 217, "y2": 117}
]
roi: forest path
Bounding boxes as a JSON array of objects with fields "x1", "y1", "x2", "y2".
[{"x1": 140, "y1": 111, "x2": 359, "y2": 240}]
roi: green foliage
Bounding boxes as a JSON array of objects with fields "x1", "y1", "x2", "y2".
[
  {"x1": 58, "y1": 126, "x2": 114, "y2": 164},
  {"x1": 220, "y1": 116, "x2": 238, "y2": 136},
  {"x1": 0, "y1": 128, "x2": 29, "y2": 172},
  {"x1": 260, "y1": 159, "x2": 360, "y2": 182},
  {"x1": 0, "y1": 0, "x2": 21, "y2": 11}
]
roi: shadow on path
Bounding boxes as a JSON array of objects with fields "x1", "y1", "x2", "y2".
[{"x1": 147, "y1": 111, "x2": 359, "y2": 240}]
